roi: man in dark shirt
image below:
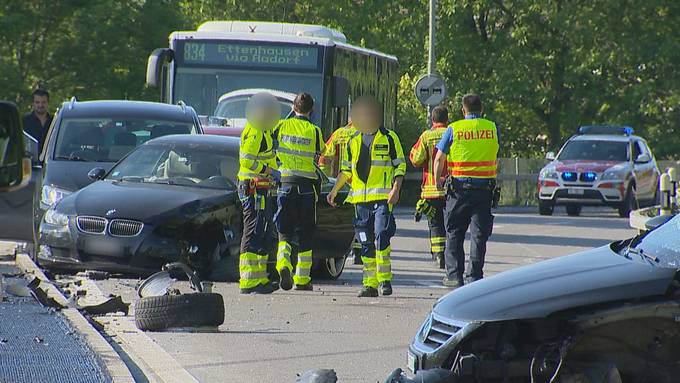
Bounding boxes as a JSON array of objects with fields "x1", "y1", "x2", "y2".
[{"x1": 23, "y1": 89, "x2": 52, "y2": 151}]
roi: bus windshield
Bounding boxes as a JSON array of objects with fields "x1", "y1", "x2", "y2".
[{"x1": 173, "y1": 40, "x2": 324, "y2": 123}]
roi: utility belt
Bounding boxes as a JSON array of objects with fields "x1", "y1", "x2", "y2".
[
  {"x1": 445, "y1": 176, "x2": 501, "y2": 208},
  {"x1": 239, "y1": 178, "x2": 276, "y2": 196}
]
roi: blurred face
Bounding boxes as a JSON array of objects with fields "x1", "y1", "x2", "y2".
[
  {"x1": 246, "y1": 93, "x2": 281, "y2": 131},
  {"x1": 33, "y1": 95, "x2": 49, "y2": 115},
  {"x1": 351, "y1": 102, "x2": 381, "y2": 134}
]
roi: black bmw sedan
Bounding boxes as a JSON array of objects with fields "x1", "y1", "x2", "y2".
[{"x1": 37, "y1": 135, "x2": 354, "y2": 279}]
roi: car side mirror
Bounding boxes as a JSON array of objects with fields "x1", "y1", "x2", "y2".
[
  {"x1": 635, "y1": 153, "x2": 651, "y2": 164},
  {"x1": 545, "y1": 151, "x2": 556, "y2": 161},
  {"x1": 0, "y1": 101, "x2": 31, "y2": 192},
  {"x1": 332, "y1": 76, "x2": 349, "y2": 108},
  {"x1": 88, "y1": 167, "x2": 106, "y2": 181}
]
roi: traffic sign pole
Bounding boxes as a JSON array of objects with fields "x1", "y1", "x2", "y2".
[{"x1": 426, "y1": 0, "x2": 437, "y2": 128}]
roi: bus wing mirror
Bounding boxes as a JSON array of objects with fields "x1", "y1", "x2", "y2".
[
  {"x1": 146, "y1": 48, "x2": 174, "y2": 87},
  {"x1": 332, "y1": 76, "x2": 349, "y2": 108},
  {"x1": 0, "y1": 101, "x2": 31, "y2": 192}
]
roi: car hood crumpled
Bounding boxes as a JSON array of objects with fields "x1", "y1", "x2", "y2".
[
  {"x1": 434, "y1": 246, "x2": 677, "y2": 322},
  {"x1": 60, "y1": 180, "x2": 236, "y2": 223}
]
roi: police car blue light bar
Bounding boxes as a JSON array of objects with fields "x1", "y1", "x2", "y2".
[{"x1": 577, "y1": 125, "x2": 634, "y2": 136}]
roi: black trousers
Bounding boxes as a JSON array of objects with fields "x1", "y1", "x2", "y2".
[
  {"x1": 238, "y1": 181, "x2": 273, "y2": 256},
  {"x1": 443, "y1": 184, "x2": 494, "y2": 283},
  {"x1": 274, "y1": 182, "x2": 318, "y2": 252},
  {"x1": 427, "y1": 198, "x2": 446, "y2": 264}
]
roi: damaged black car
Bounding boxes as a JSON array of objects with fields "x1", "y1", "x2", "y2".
[
  {"x1": 407, "y1": 214, "x2": 680, "y2": 383},
  {"x1": 37, "y1": 134, "x2": 354, "y2": 280}
]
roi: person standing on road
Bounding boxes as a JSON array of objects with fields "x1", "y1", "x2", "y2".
[
  {"x1": 409, "y1": 106, "x2": 449, "y2": 269},
  {"x1": 318, "y1": 119, "x2": 363, "y2": 265},
  {"x1": 274, "y1": 93, "x2": 325, "y2": 291},
  {"x1": 327, "y1": 96, "x2": 406, "y2": 297},
  {"x1": 23, "y1": 89, "x2": 52, "y2": 151},
  {"x1": 237, "y1": 92, "x2": 281, "y2": 294},
  {"x1": 433, "y1": 94, "x2": 500, "y2": 288}
]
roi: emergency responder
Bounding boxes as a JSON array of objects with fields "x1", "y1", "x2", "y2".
[
  {"x1": 433, "y1": 94, "x2": 500, "y2": 288},
  {"x1": 318, "y1": 120, "x2": 363, "y2": 265},
  {"x1": 409, "y1": 106, "x2": 449, "y2": 269},
  {"x1": 274, "y1": 93, "x2": 325, "y2": 291},
  {"x1": 327, "y1": 96, "x2": 407, "y2": 297},
  {"x1": 237, "y1": 92, "x2": 281, "y2": 294},
  {"x1": 318, "y1": 119, "x2": 355, "y2": 177}
]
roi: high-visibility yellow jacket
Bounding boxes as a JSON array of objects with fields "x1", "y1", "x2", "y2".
[
  {"x1": 341, "y1": 127, "x2": 406, "y2": 203},
  {"x1": 409, "y1": 122, "x2": 447, "y2": 199},
  {"x1": 275, "y1": 116, "x2": 325, "y2": 181},
  {"x1": 238, "y1": 123, "x2": 277, "y2": 181},
  {"x1": 318, "y1": 124, "x2": 356, "y2": 177},
  {"x1": 447, "y1": 118, "x2": 499, "y2": 178}
]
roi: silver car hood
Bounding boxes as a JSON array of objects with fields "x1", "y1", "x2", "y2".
[{"x1": 433, "y1": 246, "x2": 676, "y2": 322}]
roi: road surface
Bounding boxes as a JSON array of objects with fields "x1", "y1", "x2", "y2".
[{"x1": 67, "y1": 207, "x2": 636, "y2": 382}]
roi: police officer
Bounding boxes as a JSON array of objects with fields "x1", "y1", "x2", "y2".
[
  {"x1": 318, "y1": 119, "x2": 363, "y2": 265},
  {"x1": 409, "y1": 106, "x2": 449, "y2": 269},
  {"x1": 237, "y1": 92, "x2": 281, "y2": 294},
  {"x1": 327, "y1": 96, "x2": 406, "y2": 297},
  {"x1": 274, "y1": 93, "x2": 325, "y2": 291},
  {"x1": 433, "y1": 94, "x2": 500, "y2": 287}
]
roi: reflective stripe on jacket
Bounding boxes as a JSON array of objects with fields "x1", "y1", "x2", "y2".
[
  {"x1": 341, "y1": 127, "x2": 406, "y2": 204},
  {"x1": 409, "y1": 123, "x2": 447, "y2": 199},
  {"x1": 238, "y1": 123, "x2": 277, "y2": 181},
  {"x1": 446, "y1": 118, "x2": 499, "y2": 179},
  {"x1": 276, "y1": 116, "x2": 325, "y2": 181}
]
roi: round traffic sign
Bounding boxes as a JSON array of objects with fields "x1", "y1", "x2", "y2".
[{"x1": 414, "y1": 74, "x2": 447, "y2": 106}]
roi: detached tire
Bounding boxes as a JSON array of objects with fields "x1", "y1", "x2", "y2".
[{"x1": 134, "y1": 293, "x2": 224, "y2": 331}]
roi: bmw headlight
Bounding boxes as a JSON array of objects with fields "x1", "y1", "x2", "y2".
[
  {"x1": 44, "y1": 208, "x2": 69, "y2": 227},
  {"x1": 417, "y1": 314, "x2": 433, "y2": 343},
  {"x1": 41, "y1": 185, "x2": 71, "y2": 207},
  {"x1": 539, "y1": 169, "x2": 559, "y2": 180},
  {"x1": 601, "y1": 171, "x2": 625, "y2": 181}
]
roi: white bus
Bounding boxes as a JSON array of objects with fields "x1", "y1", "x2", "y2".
[{"x1": 145, "y1": 21, "x2": 399, "y2": 136}]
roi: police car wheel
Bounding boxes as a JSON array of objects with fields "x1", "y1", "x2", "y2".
[
  {"x1": 538, "y1": 200, "x2": 554, "y2": 216},
  {"x1": 566, "y1": 205, "x2": 582, "y2": 217},
  {"x1": 618, "y1": 184, "x2": 637, "y2": 218}
]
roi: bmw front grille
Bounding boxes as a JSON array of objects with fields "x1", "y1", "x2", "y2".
[{"x1": 76, "y1": 216, "x2": 143, "y2": 237}]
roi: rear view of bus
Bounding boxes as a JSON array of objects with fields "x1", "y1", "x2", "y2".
[{"x1": 145, "y1": 21, "x2": 398, "y2": 137}]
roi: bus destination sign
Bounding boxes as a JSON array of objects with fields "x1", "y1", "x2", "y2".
[{"x1": 180, "y1": 41, "x2": 320, "y2": 70}]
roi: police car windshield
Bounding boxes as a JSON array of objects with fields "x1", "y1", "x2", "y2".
[{"x1": 558, "y1": 140, "x2": 628, "y2": 162}]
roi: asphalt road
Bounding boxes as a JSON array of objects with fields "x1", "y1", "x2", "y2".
[{"x1": 88, "y1": 206, "x2": 636, "y2": 383}]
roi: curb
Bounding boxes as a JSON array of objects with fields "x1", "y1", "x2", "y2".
[
  {"x1": 76, "y1": 276, "x2": 200, "y2": 383},
  {"x1": 14, "y1": 253, "x2": 135, "y2": 383}
]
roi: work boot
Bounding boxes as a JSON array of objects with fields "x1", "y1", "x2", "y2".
[
  {"x1": 294, "y1": 283, "x2": 313, "y2": 291},
  {"x1": 442, "y1": 276, "x2": 464, "y2": 289},
  {"x1": 279, "y1": 267, "x2": 293, "y2": 291},
  {"x1": 357, "y1": 286, "x2": 379, "y2": 297},
  {"x1": 438, "y1": 255, "x2": 445, "y2": 270},
  {"x1": 380, "y1": 282, "x2": 393, "y2": 296},
  {"x1": 240, "y1": 282, "x2": 275, "y2": 295}
]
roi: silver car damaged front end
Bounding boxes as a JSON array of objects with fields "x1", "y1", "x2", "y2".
[{"x1": 408, "y1": 312, "x2": 484, "y2": 372}]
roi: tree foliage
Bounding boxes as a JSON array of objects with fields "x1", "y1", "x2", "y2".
[{"x1": 1, "y1": 0, "x2": 678, "y2": 158}]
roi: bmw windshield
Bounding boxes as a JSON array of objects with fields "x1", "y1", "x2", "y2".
[
  {"x1": 621, "y1": 215, "x2": 680, "y2": 268},
  {"x1": 107, "y1": 144, "x2": 237, "y2": 190},
  {"x1": 558, "y1": 140, "x2": 629, "y2": 162}
]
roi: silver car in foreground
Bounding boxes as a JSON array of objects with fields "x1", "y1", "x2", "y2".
[{"x1": 408, "y1": 214, "x2": 680, "y2": 382}]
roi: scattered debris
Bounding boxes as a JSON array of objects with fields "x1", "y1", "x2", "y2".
[
  {"x1": 4, "y1": 279, "x2": 32, "y2": 297},
  {"x1": 26, "y1": 278, "x2": 66, "y2": 310},
  {"x1": 0, "y1": 338, "x2": 7, "y2": 345},
  {"x1": 33, "y1": 336, "x2": 44, "y2": 344},
  {"x1": 79, "y1": 296, "x2": 129, "y2": 316},
  {"x1": 83, "y1": 270, "x2": 110, "y2": 280},
  {"x1": 137, "y1": 262, "x2": 203, "y2": 298}
]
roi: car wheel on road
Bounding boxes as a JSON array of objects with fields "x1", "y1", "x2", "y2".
[
  {"x1": 618, "y1": 184, "x2": 638, "y2": 218},
  {"x1": 538, "y1": 200, "x2": 554, "y2": 216},
  {"x1": 566, "y1": 204, "x2": 582, "y2": 217},
  {"x1": 134, "y1": 293, "x2": 225, "y2": 331},
  {"x1": 313, "y1": 250, "x2": 349, "y2": 280}
]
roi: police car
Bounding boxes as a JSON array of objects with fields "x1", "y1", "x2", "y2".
[{"x1": 537, "y1": 126, "x2": 660, "y2": 217}]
